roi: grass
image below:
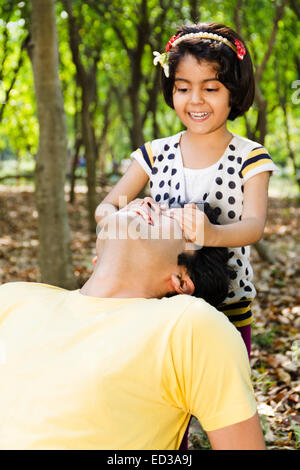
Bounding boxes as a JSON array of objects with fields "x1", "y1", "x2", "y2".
[
  {"x1": 292, "y1": 424, "x2": 300, "y2": 450},
  {"x1": 252, "y1": 329, "x2": 276, "y2": 349}
]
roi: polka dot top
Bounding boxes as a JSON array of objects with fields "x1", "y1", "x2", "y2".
[
  {"x1": 131, "y1": 131, "x2": 280, "y2": 319},
  {"x1": 183, "y1": 160, "x2": 222, "y2": 203}
]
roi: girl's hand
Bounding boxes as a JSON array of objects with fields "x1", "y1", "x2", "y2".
[
  {"x1": 165, "y1": 203, "x2": 214, "y2": 246},
  {"x1": 118, "y1": 198, "x2": 144, "y2": 213},
  {"x1": 140, "y1": 197, "x2": 163, "y2": 215},
  {"x1": 120, "y1": 197, "x2": 161, "y2": 225}
]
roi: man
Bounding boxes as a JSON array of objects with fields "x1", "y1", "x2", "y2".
[{"x1": 0, "y1": 200, "x2": 265, "y2": 450}]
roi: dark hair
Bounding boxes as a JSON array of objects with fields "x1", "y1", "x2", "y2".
[
  {"x1": 161, "y1": 22, "x2": 255, "y2": 120},
  {"x1": 177, "y1": 203, "x2": 235, "y2": 307}
]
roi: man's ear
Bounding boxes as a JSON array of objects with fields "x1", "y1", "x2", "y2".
[{"x1": 171, "y1": 271, "x2": 195, "y2": 296}]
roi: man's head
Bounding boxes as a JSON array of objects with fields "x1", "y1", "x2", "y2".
[
  {"x1": 176, "y1": 204, "x2": 234, "y2": 306},
  {"x1": 95, "y1": 201, "x2": 233, "y2": 305}
]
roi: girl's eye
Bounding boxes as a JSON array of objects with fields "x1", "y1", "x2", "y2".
[
  {"x1": 205, "y1": 88, "x2": 218, "y2": 92},
  {"x1": 177, "y1": 88, "x2": 188, "y2": 93}
]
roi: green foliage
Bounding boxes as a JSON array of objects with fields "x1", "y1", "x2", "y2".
[
  {"x1": 292, "y1": 424, "x2": 300, "y2": 449},
  {"x1": 0, "y1": 0, "x2": 299, "y2": 188},
  {"x1": 0, "y1": 1, "x2": 37, "y2": 158},
  {"x1": 253, "y1": 330, "x2": 276, "y2": 349},
  {"x1": 251, "y1": 367, "x2": 276, "y2": 394}
]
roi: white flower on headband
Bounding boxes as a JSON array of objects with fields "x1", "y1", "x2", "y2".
[{"x1": 153, "y1": 51, "x2": 169, "y2": 77}]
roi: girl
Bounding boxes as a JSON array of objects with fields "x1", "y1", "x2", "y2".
[{"x1": 95, "y1": 22, "x2": 279, "y2": 357}]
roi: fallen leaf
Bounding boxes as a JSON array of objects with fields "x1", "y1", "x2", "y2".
[
  {"x1": 257, "y1": 403, "x2": 275, "y2": 417},
  {"x1": 276, "y1": 368, "x2": 292, "y2": 385}
]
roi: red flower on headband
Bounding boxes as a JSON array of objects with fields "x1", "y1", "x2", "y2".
[
  {"x1": 234, "y1": 39, "x2": 246, "y2": 60},
  {"x1": 165, "y1": 33, "x2": 182, "y2": 52}
]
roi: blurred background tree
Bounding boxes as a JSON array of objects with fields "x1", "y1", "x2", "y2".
[{"x1": 29, "y1": 0, "x2": 76, "y2": 288}]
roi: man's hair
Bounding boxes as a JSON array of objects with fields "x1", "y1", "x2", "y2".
[
  {"x1": 161, "y1": 22, "x2": 255, "y2": 120},
  {"x1": 177, "y1": 203, "x2": 235, "y2": 307}
]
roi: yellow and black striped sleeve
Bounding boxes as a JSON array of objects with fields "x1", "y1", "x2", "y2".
[
  {"x1": 239, "y1": 147, "x2": 274, "y2": 181},
  {"x1": 218, "y1": 299, "x2": 254, "y2": 327},
  {"x1": 135, "y1": 142, "x2": 154, "y2": 170}
]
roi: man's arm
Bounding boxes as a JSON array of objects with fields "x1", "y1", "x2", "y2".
[
  {"x1": 166, "y1": 303, "x2": 265, "y2": 450},
  {"x1": 207, "y1": 412, "x2": 266, "y2": 450}
]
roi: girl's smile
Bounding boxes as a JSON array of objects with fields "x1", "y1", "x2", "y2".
[
  {"x1": 172, "y1": 55, "x2": 231, "y2": 136},
  {"x1": 188, "y1": 111, "x2": 211, "y2": 121}
]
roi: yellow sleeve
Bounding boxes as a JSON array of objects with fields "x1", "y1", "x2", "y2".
[
  {"x1": 130, "y1": 142, "x2": 154, "y2": 177},
  {"x1": 161, "y1": 299, "x2": 257, "y2": 432},
  {"x1": 240, "y1": 147, "x2": 280, "y2": 182},
  {"x1": 0, "y1": 283, "x2": 19, "y2": 322}
]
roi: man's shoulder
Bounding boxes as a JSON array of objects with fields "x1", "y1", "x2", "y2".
[
  {"x1": 0, "y1": 281, "x2": 33, "y2": 294},
  {"x1": 177, "y1": 296, "x2": 229, "y2": 325},
  {"x1": 0, "y1": 282, "x2": 68, "y2": 299},
  {"x1": 166, "y1": 296, "x2": 244, "y2": 358},
  {"x1": 159, "y1": 295, "x2": 227, "y2": 326}
]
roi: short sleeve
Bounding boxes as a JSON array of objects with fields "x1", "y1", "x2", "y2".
[
  {"x1": 239, "y1": 147, "x2": 280, "y2": 183},
  {"x1": 0, "y1": 282, "x2": 28, "y2": 322},
  {"x1": 161, "y1": 299, "x2": 257, "y2": 432},
  {"x1": 130, "y1": 142, "x2": 154, "y2": 178}
]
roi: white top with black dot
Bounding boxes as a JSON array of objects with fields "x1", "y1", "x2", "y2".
[
  {"x1": 131, "y1": 131, "x2": 280, "y2": 306},
  {"x1": 184, "y1": 159, "x2": 221, "y2": 203}
]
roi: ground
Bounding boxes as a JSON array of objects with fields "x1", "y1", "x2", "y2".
[{"x1": 0, "y1": 184, "x2": 299, "y2": 450}]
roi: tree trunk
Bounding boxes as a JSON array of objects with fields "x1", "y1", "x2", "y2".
[
  {"x1": 69, "y1": 137, "x2": 82, "y2": 204},
  {"x1": 241, "y1": 0, "x2": 288, "y2": 145},
  {"x1": 30, "y1": 0, "x2": 76, "y2": 289},
  {"x1": 63, "y1": 0, "x2": 98, "y2": 232},
  {"x1": 128, "y1": 80, "x2": 144, "y2": 149},
  {"x1": 189, "y1": 0, "x2": 200, "y2": 22},
  {"x1": 106, "y1": 0, "x2": 148, "y2": 150},
  {"x1": 143, "y1": 67, "x2": 160, "y2": 139},
  {"x1": 81, "y1": 82, "x2": 98, "y2": 230},
  {"x1": 253, "y1": 83, "x2": 268, "y2": 144},
  {"x1": 69, "y1": 89, "x2": 82, "y2": 204},
  {"x1": 127, "y1": 35, "x2": 146, "y2": 149},
  {"x1": 253, "y1": 240, "x2": 276, "y2": 264}
]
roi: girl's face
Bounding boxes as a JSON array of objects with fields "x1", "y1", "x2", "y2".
[{"x1": 172, "y1": 54, "x2": 231, "y2": 136}]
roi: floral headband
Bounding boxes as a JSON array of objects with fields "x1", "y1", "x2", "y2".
[{"x1": 153, "y1": 32, "x2": 246, "y2": 77}]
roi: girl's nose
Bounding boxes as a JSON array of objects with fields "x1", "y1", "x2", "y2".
[{"x1": 190, "y1": 89, "x2": 205, "y2": 104}]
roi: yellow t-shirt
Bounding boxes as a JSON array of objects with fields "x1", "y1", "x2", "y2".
[{"x1": 0, "y1": 282, "x2": 256, "y2": 450}]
